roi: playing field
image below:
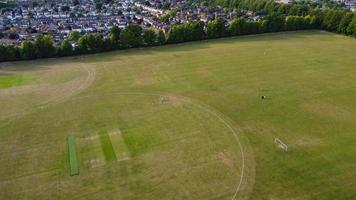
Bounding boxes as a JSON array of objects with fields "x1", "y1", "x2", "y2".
[{"x1": 1, "y1": 31, "x2": 356, "y2": 199}]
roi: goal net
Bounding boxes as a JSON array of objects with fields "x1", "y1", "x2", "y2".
[{"x1": 274, "y1": 138, "x2": 288, "y2": 152}]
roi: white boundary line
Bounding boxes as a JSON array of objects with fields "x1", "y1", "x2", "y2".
[
  {"x1": 0, "y1": 65, "x2": 96, "y2": 125},
  {"x1": 70, "y1": 91, "x2": 247, "y2": 199},
  {"x1": 1, "y1": 90, "x2": 249, "y2": 199}
]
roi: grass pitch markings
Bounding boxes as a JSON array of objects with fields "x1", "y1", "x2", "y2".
[
  {"x1": 99, "y1": 131, "x2": 117, "y2": 161},
  {"x1": 68, "y1": 135, "x2": 79, "y2": 176},
  {"x1": 78, "y1": 133, "x2": 106, "y2": 169},
  {"x1": 107, "y1": 129, "x2": 130, "y2": 161},
  {"x1": 71, "y1": 92, "x2": 247, "y2": 199}
]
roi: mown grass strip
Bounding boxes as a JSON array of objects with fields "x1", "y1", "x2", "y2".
[
  {"x1": 68, "y1": 135, "x2": 79, "y2": 176},
  {"x1": 99, "y1": 132, "x2": 117, "y2": 161},
  {"x1": 0, "y1": 74, "x2": 32, "y2": 89}
]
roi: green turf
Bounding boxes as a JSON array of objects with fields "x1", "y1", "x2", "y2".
[
  {"x1": 68, "y1": 135, "x2": 79, "y2": 176},
  {"x1": 108, "y1": 130, "x2": 130, "y2": 161},
  {"x1": 1, "y1": 31, "x2": 356, "y2": 199},
  {"x1": 99, "y1": 132, "x2": 117, "y2": 161},
  {"x1": 0, "y1": 74, "x2": 32, "y2": 88}
]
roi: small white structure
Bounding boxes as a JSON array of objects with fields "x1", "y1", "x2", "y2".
[
  {"x1": 274, "y1": 138, "x2": 288, "y2": 152},
  {"x1": 275, "y1": 0, "x2": 293, "y2": 4}
]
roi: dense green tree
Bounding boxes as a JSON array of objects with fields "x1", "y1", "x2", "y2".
[
  {"x1": 0, "y1": 45, "x2": 8, "y2": 62},
  {"x1": 304, "y1": 15, "x2": 317, "y2": 29},
  {"x1": 167, "y1": 24, "x2": 185, "y2": 43},
  {"x1": 21, "y1": 41, "x2": 36, "y2": 59},
  {"x1": 60, "y1": 39, "x2": 73, "y2": 56},
  {"x1": 206, "y1": 18, "x2": 226, "y2": 39},
  {"x1": 288, "y1": 4, "x2": 310, "y2": 16},
  {"x1": 143, "y1": 29, "x2": 157, "y2": 46},
  {"x1": 102, "y1": 38, "x2": 113, "y2": 51},
  {"x1": 338, "y1": 12, "x2": 354, "y2": 34},
  {"x1": 157, "y1": 30, "x2": 166, "y2": 45},
  {"x1": 245, "y1": 21, "x2": 261, "y2": 34},
  {"x1": 77, "y1": 35, "x2": 89, "y2": 53},
  {"x1": 87, "y1": 34, "x2": 104, "y2": 52},
  {"x1": 285, "y1": 16, "x2": 310, "y2": 30},
  {"x1": 277, "y1": 3, "x2": 292, "y2": 15},
  {"x1": 264, "y1": 13, "x2": 285, "y2": 32},
  {"x1": 309, "y1": 8, "x2": 325, "y2": 28},
  {"x1": 186, "y1": 21, "x2": 205, "y2": 41},
  {"x1": 34, "y1": 35, "x2": 56, "y2": 58},
  {"x1": 109, "y1": 25, "x2": 121, "y2": 47},
  {"x1": 2, "y1": 45, "x2": 21, "y2": 61},
  {"x1": 76, "y1": 34, "x2": 104, "y2": 53},
  {"x1": 120, "y1": 25, "x2": 143, "y2": 47},
  {"x1": 228, "y1": 18, "x2": 246, "y2": 36},
  {"x1": 68, "y1": 31, "x2": 81, "y2": 42},
  {"x1": 322, "y1": 10, "x2": 344, "y2": 31},
  {"x1": 347, "y1": 16, "x2": 356, "y2": 36}
]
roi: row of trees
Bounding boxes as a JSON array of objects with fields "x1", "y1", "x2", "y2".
[
  {"x1": 1, "y1": 1, "x2": 356, "y2": 62},
  {"x1": 0, "y1": 25, "x2": 166, "y2": 62},
  {"x1": 0, "y1": 35, "x2": 56, "y2": 61},
  {"x1": 165, "y1": 0, "x2": 356, "y2": 43},
  {"x1": 166, "y1": 14, "x2": 317, "y2": 44}
]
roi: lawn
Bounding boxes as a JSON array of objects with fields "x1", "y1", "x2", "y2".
[
  {"x1": 0, "y1": 73, "x2": 32, "y2": 88},
  {"x1": 1, "y1": 30, "x2": 356, "y2": 199}
]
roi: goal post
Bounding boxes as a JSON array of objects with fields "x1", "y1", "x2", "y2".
[{"x1": 274, "y1": 138, "x2": 288, "y2": 152}]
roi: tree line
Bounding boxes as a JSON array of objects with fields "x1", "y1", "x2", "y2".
[
  {"x1": 1, "y1": 1, "x2": 356, "y2": 62},
  {"x1": 0, "y1": 26, "x2": 166, "y2": 62}
]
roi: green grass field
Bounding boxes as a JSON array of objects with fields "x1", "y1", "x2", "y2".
[
  {"x1": 1, "y1": 31, "x2": 356, "y2": 199},
  {"x1": 68, "y1": 135, "x2": 79, "y2": 176},
  {"x1": 0, "y1": 74, "x2": 32, "y2": 88}
]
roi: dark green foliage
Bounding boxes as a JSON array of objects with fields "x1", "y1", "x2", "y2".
[
  {"x1": 21, "y1": 41, "x2": 36, "y2": 60},
  {"x1": 207, "y1": 18, "x2": 226, "y2": 39},
  {"x1": 143, "y1": 29, "x2": 157, "y2": 46},
  {"x1": 68, "y1": 31, "x2": 81, "y2": 42},
  {"x1": 264, "y1": 13, "x2": 286, "y2": 32},
  {"x1": 185, "y1": 21, "x2": 205, "y2": 41},
  {"x1": 60, "y1": 39, "x2": 73, "y2": 56},
  {"x1": 228, "y1": 18, "x2": 246, "y2": 36},
  {"x1": 0, "y1": 45, "x2": 20, "y2": 62},
  {"x1": 76, "y1": 34, "x2": 104, "y2": 53},
  {"x1": 347, "y1": 16, "x2": 356, "y2": 36},
  {"x1": 34, "y1": 35, "x2": 56, "y2": 58},
  {"x1": 157, "y1": 30, "x2": 166, "y2": 45},
  {"x1": 109, "y1": 25, "x2": 121, "y2": 47},
  {"x1": 285, "y1": 16, "x2": 315, "y2": 30},
  {"x1": 1, "y1": 0, "x2": 356, "y2": 63},
  {"x1": 167, "y1": 24, "x2": 186, "y2": 43},
  {"x1": 322, "y1": 10, "x2": 345, "y2": 31},
  {"x1": 338, "y1": 13, "x2": 354, "y2": 34},
  {"x1": 120, "y1": 24, "x2": 143, "y2": 48}
]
